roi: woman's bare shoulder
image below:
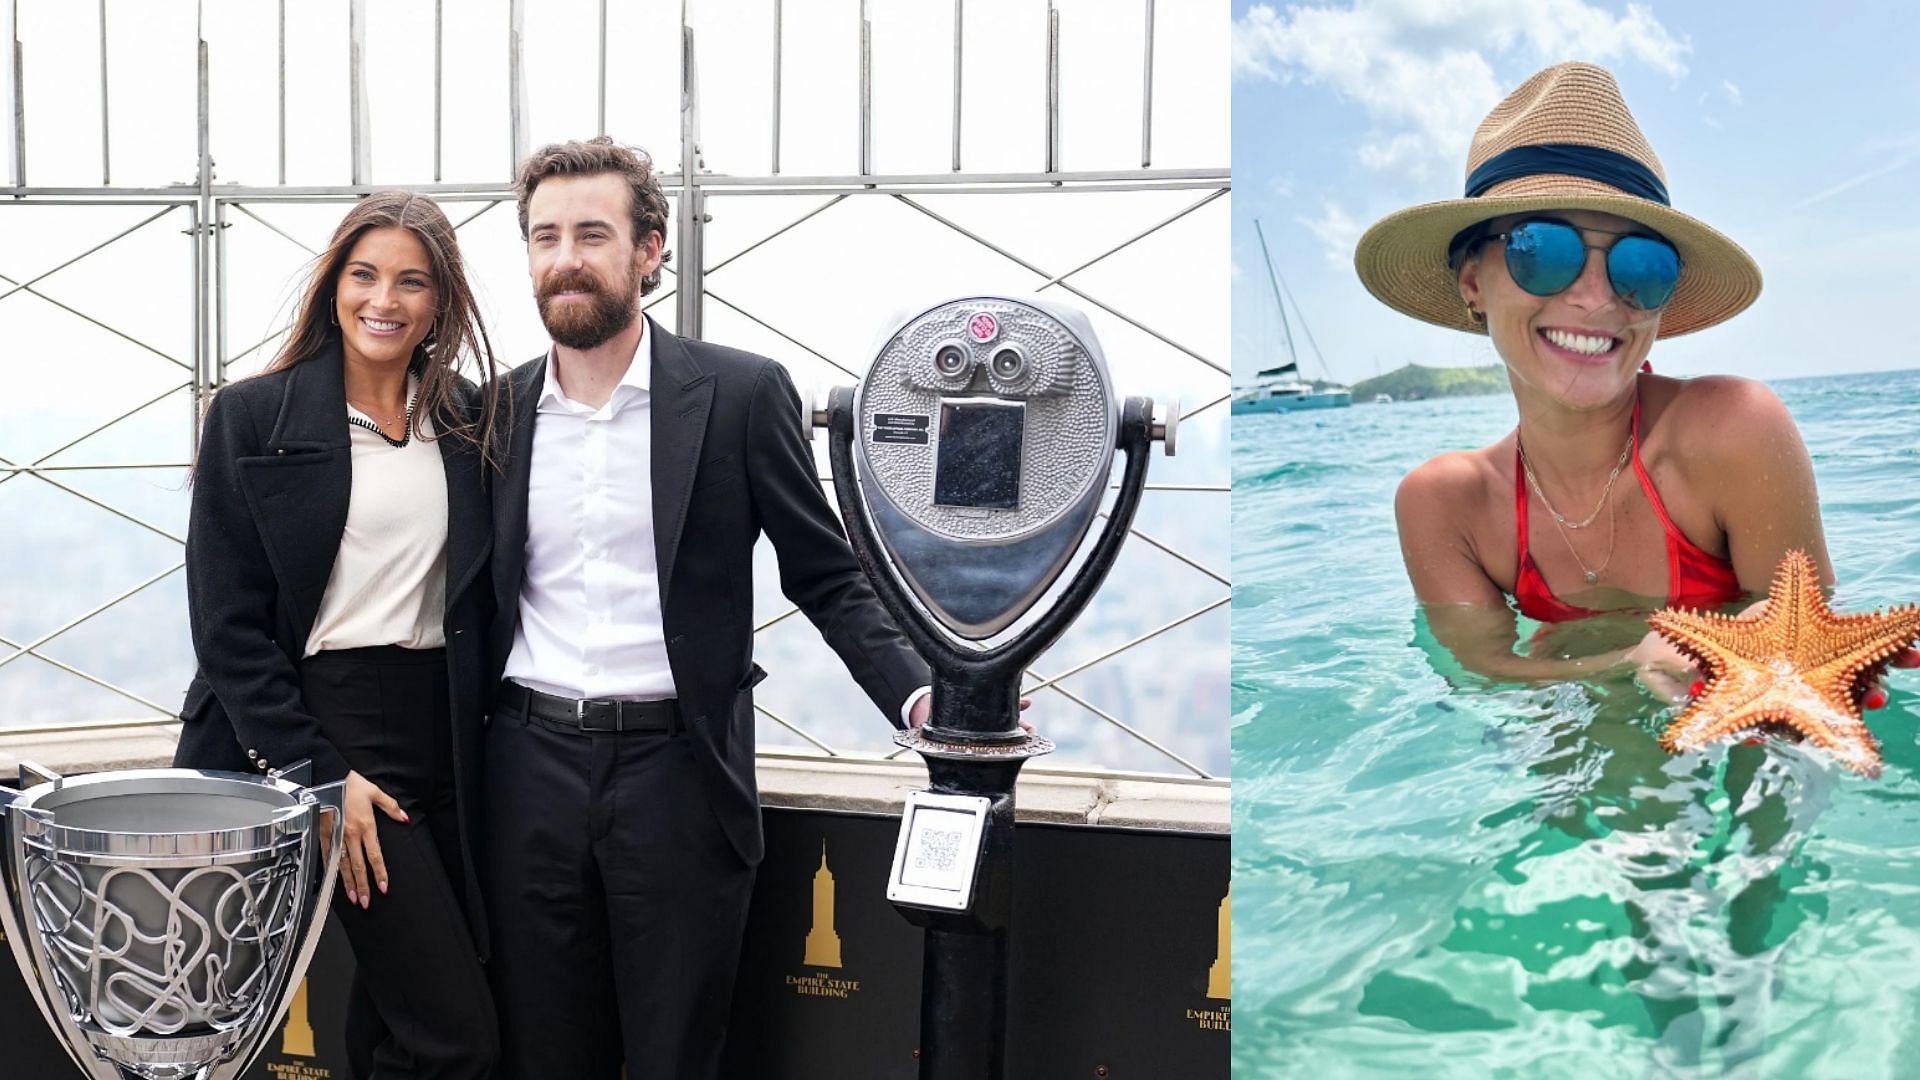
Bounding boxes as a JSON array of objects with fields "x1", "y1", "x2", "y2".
[
  {"x1": 1656, "y1": 374, "x2": 1798, "y2": 461},
  {"x1": 1396, "y1": 442, "x2": 1512, "y2": 604},
  {"x1": 1397, "y1": 443, "x2": 1506, "y2": 515}
]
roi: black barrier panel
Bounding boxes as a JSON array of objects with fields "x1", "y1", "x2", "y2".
[
  {"x1": 0, "y1": 918, "x2": 74, "y2": 1073},
  {"x1": 0, "y1": 805, "x2": 1228, "y2": 1078},
  {"x1": 246, "y1": 920, "x2": 356, "y2": 1080},
  {"x1": 722, "y1": 808, "x2": 1231, "y2": 1078},
  {"x1": 723, "y1": 810, "x2": 927, "y2": 1076}
]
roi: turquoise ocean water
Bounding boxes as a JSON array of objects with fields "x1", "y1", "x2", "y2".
[{"x1": 1232, "y1": 369, "x2": 1920, "y2": 1078}]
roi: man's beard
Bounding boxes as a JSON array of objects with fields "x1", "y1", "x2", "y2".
[{"x1": 536, "y1": 264, "x2": 639, "y2": 350}]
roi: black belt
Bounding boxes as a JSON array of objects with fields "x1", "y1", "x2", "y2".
[{"x1": 500, "y1": 681, "x2": 681, "y2": 734}]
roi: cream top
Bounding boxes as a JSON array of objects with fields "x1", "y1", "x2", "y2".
[{"x1": 304, "y1": 387, "x2": 449, "y2": 657}]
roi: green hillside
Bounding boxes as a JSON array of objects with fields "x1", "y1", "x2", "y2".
[{"x1": 1352, "y1": 364, "x2": 1508, "y2": 402}]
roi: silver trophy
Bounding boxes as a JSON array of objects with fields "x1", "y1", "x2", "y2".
[{"x1": 0, "y1": 762, "x2": 344, "y2": 1080}]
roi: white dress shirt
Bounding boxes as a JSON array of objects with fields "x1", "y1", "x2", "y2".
[
  {"x1": 504, "y1": 323, "x2": 931, "y2": 723},
  {"x1": 503, "y1": 327, "x2": 675, "y2": 700}
]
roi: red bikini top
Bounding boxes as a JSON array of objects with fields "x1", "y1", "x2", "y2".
[{"x1": 1513, "y1": 395, "x2": 1742, "y2": 622}]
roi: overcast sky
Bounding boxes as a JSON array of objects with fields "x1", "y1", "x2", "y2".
[
  {"x1": 0, "y1": 0, "x2": 1228, "y2": 456},
  {"x1": 1232, "y1": 0, "x2": 1920, "y2": 386}
]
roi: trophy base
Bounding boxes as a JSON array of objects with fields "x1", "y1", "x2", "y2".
[
  {"x1": 92, "y1": 1027, "x2": 231, "y2": 1079},
  {"x1": 893, "y1": 729, "x2": 1055, "y2": 761}
]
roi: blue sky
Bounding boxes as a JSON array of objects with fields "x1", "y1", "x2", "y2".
[{"x1": 1231, "y1": 0, "x2": 1920, "y2": 386}]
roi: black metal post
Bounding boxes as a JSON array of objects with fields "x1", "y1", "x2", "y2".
[
  {"x1": 897, "y1": 690, "x2": 1028, "y2": 1080},
  {"x1": 916, "y1": 753, "x2": 1020, "y2": 1080}
]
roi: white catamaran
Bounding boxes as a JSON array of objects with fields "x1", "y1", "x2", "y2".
[{"x1": 1232, "y1": 218, "x2": 1352, "y2": 415}]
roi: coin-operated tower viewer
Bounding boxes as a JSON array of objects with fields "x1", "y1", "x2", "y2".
[{"x1": 816, "y1": 295, "x2": 1175, "y2": 1080}]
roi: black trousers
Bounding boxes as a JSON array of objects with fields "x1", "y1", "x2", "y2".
[
  {"x1": 303, "y1": 645, "x2": 498, "y2": 1080},
  {"x1": 482, "y1": 689, "x2": 758, "y2": 1079}
]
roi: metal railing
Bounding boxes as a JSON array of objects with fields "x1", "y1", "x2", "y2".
[{"x1": 0, "y1": 0, "x2": 1228, "y2": 780}]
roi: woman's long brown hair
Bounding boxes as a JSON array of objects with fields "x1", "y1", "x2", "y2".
[{"x1": 264, "y1": 190, "x2": 503, "y2": 471}]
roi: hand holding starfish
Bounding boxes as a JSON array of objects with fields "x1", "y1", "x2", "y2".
[
  {"x1": 1632, "y1": 620, "x2": 1920, "y2": 705},
  {"x1": 1647, "y1": 550, "x2": 1920, "y2": 777}
]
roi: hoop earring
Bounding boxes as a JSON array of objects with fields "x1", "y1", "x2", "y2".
[
  {"x1": 1466, "y1": 304, "x2": 1485, "y2": 326},
  {"x1": 328, "y1": 297, "x2": 338, "y2": 327}
]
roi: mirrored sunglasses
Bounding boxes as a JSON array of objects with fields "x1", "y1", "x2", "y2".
[{"x1": 1480, "y1": 219, "x2": 1683, "y2": 311}]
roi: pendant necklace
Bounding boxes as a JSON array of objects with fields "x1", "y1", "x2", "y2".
[
  {"x1": 1518, "y1": 430, "x2": 1631, "y2": 586},
  {"x1": 347, "y1": 383, "x2": 417, "y2": 449},
  {"x1": 1517, "y1": 432, "x2": 1632, "y2": 530}
]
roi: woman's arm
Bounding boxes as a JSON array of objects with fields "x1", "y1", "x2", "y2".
[
  {"x1": 1679, "y1": 376, "x2": 1833, "y2": 589},
  {"x1": 1395, "y1": 454, "x2": 1506, "y2": 605},
  {"x1": 1417, "y1": 602, "x2": 1636, "y2": 683},
  {"x1": 1398, "y1": 454, "x2": 1634, "y2": 682},
  {"x1": 1629, "y1": 378, "x2": 1920, "y2": 697},
  {"x1": 185, "y1": 389, "x2": 351, "y2": 783}
]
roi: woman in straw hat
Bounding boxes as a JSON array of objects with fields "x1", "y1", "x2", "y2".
[{"x1": 1361, "y1": 62, "x2": 1864, "y2": 689}]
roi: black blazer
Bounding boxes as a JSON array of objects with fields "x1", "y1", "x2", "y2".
[
  {"x1": 488, "y1": 319, "x2": 930, "y2": 866},
  {"x1": 173, "y1": 343, "x2": 494, "y2": 950}
]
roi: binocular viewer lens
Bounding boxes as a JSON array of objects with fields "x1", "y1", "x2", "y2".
[{"x1": 931, "y1": 343, "x2": 1027, "y2": 383}]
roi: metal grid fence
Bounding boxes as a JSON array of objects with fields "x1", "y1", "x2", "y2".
[{"x1": 0, "y1": 0, "x2": 1228, "y2": 780}]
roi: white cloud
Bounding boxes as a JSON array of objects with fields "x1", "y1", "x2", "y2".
[
  {"x1": 1232, "y1": 0, "x2": 1690, "y2": 182},
  {"x1": 1722, "y1": 79, "x2": 1743, "y2": 106},
  {"x1": 1296, "y1": 200, "x2": 1366, "y2": 267}
]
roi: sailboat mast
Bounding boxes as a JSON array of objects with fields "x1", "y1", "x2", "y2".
[
  {"x1": 1252, "y1": 218, "x2": 1298, "y2": 368},
  {"x1": 1274, "y1": 270, "x2": 1330, "y2": 381}
]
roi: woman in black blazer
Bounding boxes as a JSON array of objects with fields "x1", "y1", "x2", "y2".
[{"x1": 175, "y1": 190, "x2": 502, "y2": 1078}]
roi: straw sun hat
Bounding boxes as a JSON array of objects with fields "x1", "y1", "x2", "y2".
[{"x1": 1354, "y1": 61, "x2": 1762, "y2": 337}]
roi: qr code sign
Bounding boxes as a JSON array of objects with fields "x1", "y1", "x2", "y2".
[{"x1": 913, "y1": 826, "x2": 965, "y2": 874}]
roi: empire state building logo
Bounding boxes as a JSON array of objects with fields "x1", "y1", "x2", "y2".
[
  {"x1": 789, "y1": 842, "x2": 861, "y2": 1000},
  {"x1": 281, "y1": 977, "x2": 316, "y2": 1056},
  {"x1": 803, "y1": 842, "x2": 842, "y2": 969},
  {"x1": 1206, "y1": 888, "x2": 1230, "y2": 1000},
  {"x1": 1186, "y1": 887, "x2": 1231, "y2": 1032}
]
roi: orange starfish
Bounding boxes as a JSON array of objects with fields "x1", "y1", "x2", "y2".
[{"x1": 1650, "y1": 549, "x2": 1920, "y2": 778}]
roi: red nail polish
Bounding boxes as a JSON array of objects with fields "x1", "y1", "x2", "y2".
[
  {"x1": 1689, "y1": 680, "x2": 1704, "y2": 698},
  {"x1": 1866, "y1": 687, "x2": 1889, "y2": 710},
  {"x1": 1743, "y1": 737, "x2": 1765, "y2": 746}
]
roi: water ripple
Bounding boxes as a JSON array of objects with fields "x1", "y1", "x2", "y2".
[{"x1": 1234, "y1": 371, "x2": 1920, "y2": 1077}]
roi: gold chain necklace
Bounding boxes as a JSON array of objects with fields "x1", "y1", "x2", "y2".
[
  {"x1": 348, "y1": 398, "x2": 405, "y2": 427},
  {"x1": 1517, "y1": 432, "x2": 1633, "y2": 530},
  {"x1": 346, "y1": 383, "x2": 417, "y2": 449},
  {"x1": 1542, "y1": 478, "x2": 1617, "y2": 586}
]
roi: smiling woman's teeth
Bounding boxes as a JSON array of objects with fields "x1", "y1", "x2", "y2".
[
  {"x1": 1542, "y1": 328, "x2": 1615, "y2": 355},
  {"x1": 362, "y1": 318, "x2": 402, "y2": 332}
]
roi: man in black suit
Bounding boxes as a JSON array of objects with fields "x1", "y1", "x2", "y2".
[{"x1": 481, "y1": 136, "x2": 932, "y2": 1078}]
